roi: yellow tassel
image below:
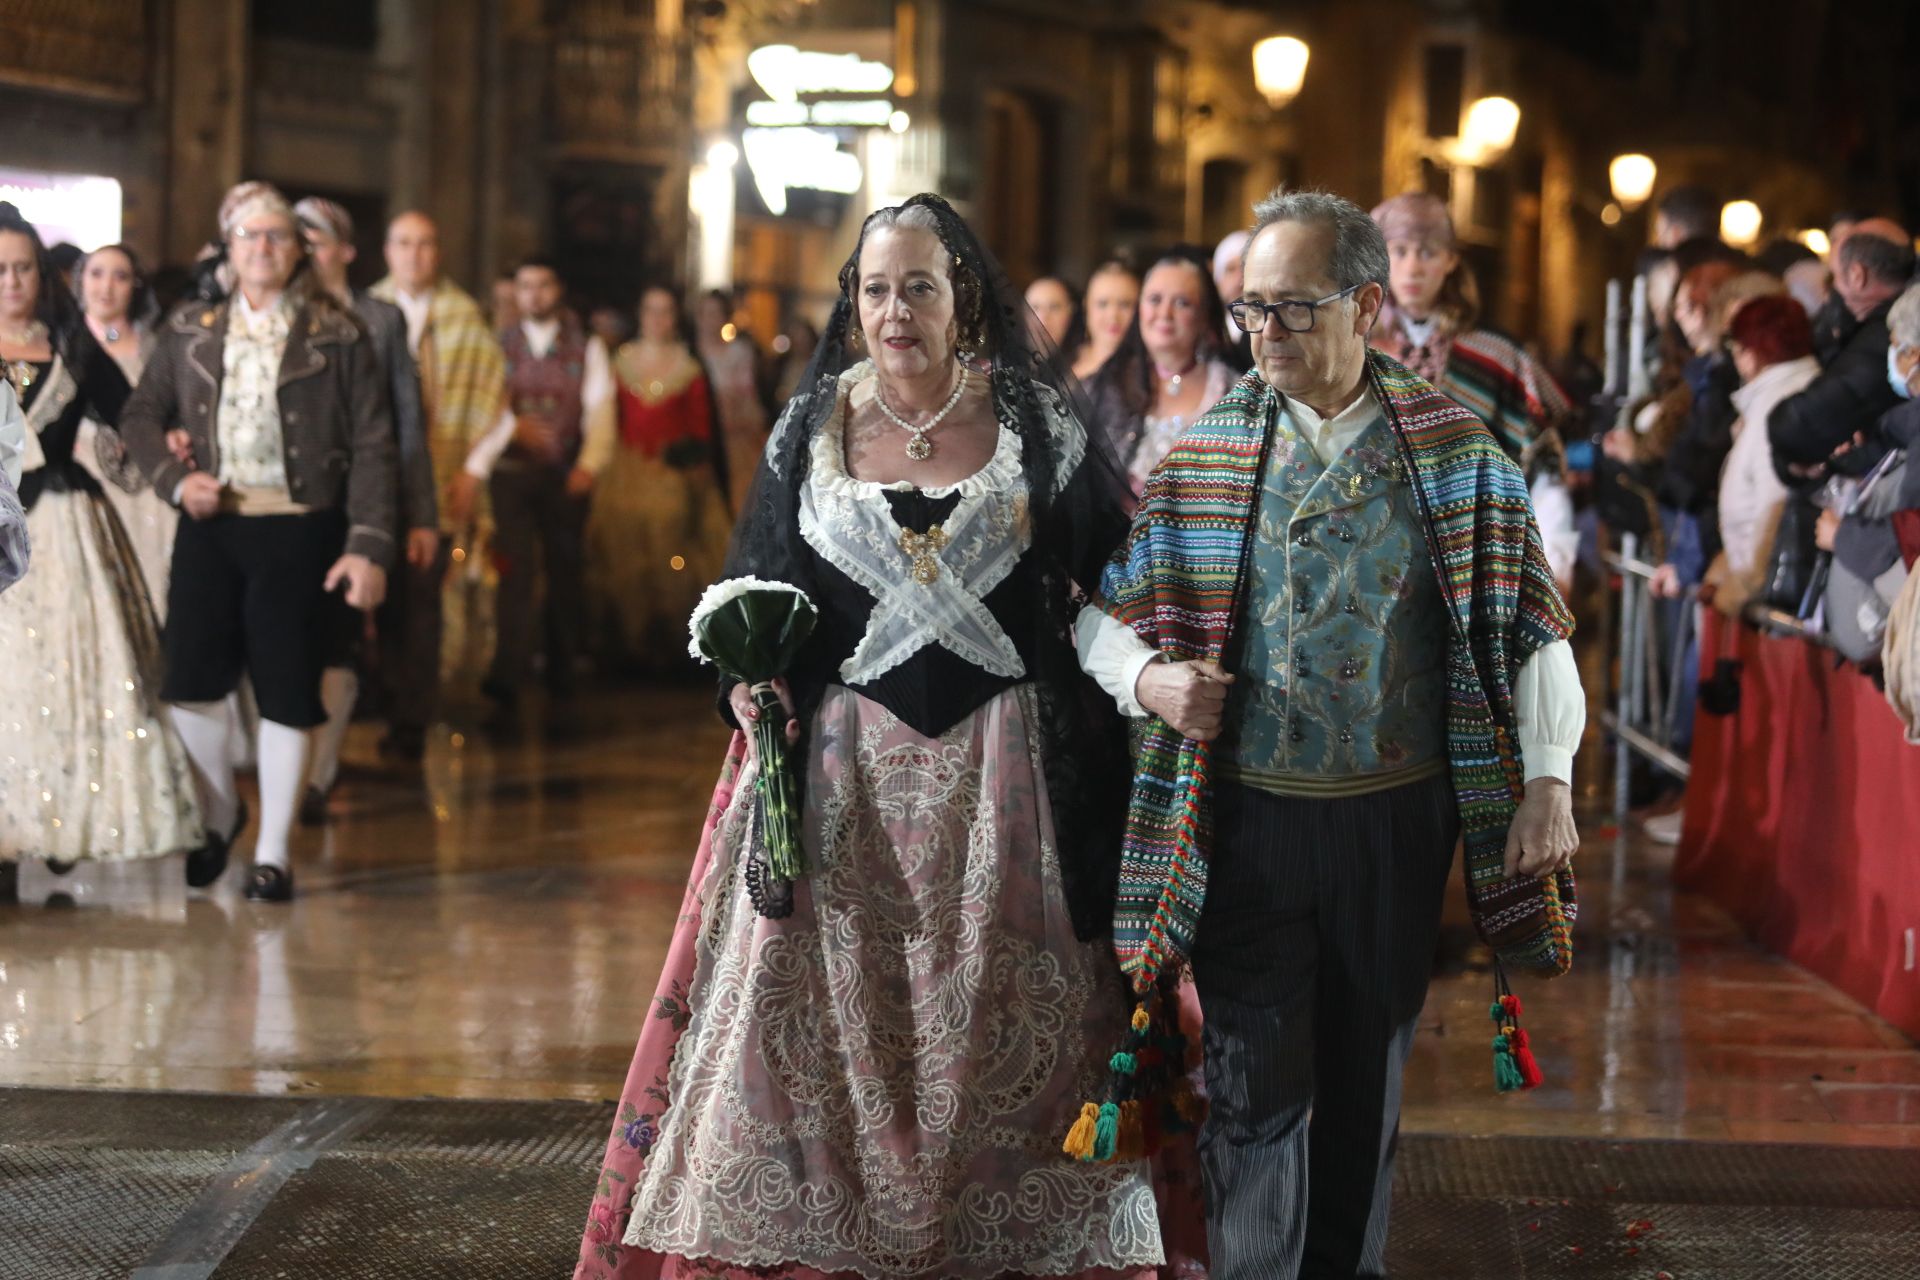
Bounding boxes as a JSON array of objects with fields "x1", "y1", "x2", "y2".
[
  {"x1": 1061, "y1": 1102, "x2": 1100, "y2": 1161},
  {"x1": 1171, "y1": 1079, "x2": 1204, "y2": 1125},
  {"x1": 1131, "y1": 1003, "x2": 1152, "y2": 1033}
]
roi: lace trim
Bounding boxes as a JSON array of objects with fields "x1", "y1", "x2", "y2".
[
  {"x1": 798, "y1": 365, "x2": 1033, "y2": 686},
  {"x1": 621, "y1": 687, "x2": 1163, "y2": 1278}
]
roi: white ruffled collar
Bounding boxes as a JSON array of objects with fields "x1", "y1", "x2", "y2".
[{"x1": 809, "y1": 361, "x2": 1025, "y2": 502}]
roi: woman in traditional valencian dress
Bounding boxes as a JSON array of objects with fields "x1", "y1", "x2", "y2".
[
  {"x1": 0, "y1": 204, "x2": 203, "y2": 902},
  {"x1": 582, "y1": 284, "x2": 734, "y2": 669},
  {"x1": 72, "y1": 243, "x2": 176, "y2": 611},
  {"x1": 696, "y1": 288, "x2": 771, "y2": 515},
  {"x1": 576, "y1": 194, "x2": 1180, "y2": 1279}
]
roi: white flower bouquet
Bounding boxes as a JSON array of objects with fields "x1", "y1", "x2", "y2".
[{"x1": 688, "y1": 577, "x2": 819, "y2": 880}]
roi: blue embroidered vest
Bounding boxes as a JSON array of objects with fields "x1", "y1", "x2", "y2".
[{"x1": 1222, "y1": 402, "x2": 1450, "y2": 795}]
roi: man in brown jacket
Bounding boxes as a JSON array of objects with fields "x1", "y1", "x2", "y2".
[{"x1": 122, "y1": 180, "x2": 397, "y2": 903}]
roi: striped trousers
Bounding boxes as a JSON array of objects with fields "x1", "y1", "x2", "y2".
[{"x1": 1189, "y1": 773, "x2": 1460, "y2": 1279}]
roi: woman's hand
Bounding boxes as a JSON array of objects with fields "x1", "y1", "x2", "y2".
[
  {"x1": 730, "y1": 677, "x2": 801, "y2": 761},
  {"x1": 1134, "y1": 659, "x2": 1234, "y2": 741}
]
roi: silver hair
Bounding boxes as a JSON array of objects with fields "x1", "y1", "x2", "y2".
[
  {"x1": 1890, "y1": 281, "x2": 1920, "y2": 348},
  {"x1": 1245, "y1": 188, "x2": 1392, "y2": 293}
]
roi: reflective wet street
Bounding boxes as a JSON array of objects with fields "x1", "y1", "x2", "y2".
[{"x1": 3, "y1": 685, "x2": 1917, "y2": 1130}]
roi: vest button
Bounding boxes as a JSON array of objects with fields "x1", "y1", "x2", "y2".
[
  {"x1": 1338, "y1": 729, "x2": 1354, "y2": 745},
  {"x1": 1341, "y1": 660, "x2": 1359, "y2": 678},
  {"x1": 1296, "y1": 531, "x2": 1311, "y2": 547}
]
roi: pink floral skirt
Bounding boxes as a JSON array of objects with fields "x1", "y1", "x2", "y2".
[{"x1": 575, "y1": 688, "x2": 1209, "y2": 1279}]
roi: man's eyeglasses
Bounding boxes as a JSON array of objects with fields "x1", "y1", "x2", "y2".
[
  {"x1": 231, "y1": 227, "x2": 297, "y2": 249},
  {"x1": 1229, "y1": 284, "x2": 1364, "y2": 334}
]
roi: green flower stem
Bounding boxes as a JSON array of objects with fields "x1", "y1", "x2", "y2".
[{"x1": 750, "y1": 685, "x2": 805, "y2": 880}]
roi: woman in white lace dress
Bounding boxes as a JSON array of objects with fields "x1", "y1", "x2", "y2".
[
  {"x1": 0, "y1": 205, "x2": 202, "y2": 902},
  {"x1": 576, "y1": 195, "x2": 1199, "y2": 1280}
]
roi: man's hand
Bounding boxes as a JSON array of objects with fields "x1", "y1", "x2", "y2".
[
  {"x1": 165, "y1": 429, "x2": 194, "y2": 466},
  {"x1": 405, "y1": 527, "x2": 439, "y2": 571},
  {"x1": 1504, "y1": 778, "x2": 1578, "y2": 879},
  {"x1": 324, "y1": 553, "x2": 389, "y2": 610},
  {"x1": 1647, "y1": 562, "x2": 1683, "y2": 600},
  {"x1": 178, "y1": 472, "x2": 222, "y2": 520},
  {"x1": 512, "y1": 414, "x2": 558, "y2": 457},
  {"x1": 445, "y1": 471, "x2": 479, "y2": 527},
  {"x1": 1134, "y1": 659, "x2": 1234, "y2": 741},
  {"x1": 729, "y1": 678, "x2": 800, "y2": 761},
  {"x1": 565, "y1": 466, "x2": 594, "y2": 498}
]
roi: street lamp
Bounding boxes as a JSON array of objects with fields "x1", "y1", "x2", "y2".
[
  {"x1": 1720, "y1": 200, "x2": 1763, "y2": 247},
  {"x1": 1252, "y1": 36, "x2": 1310, "y2": 110},
  {"x1": 1608, "y1": 154, "x2": 1656, "y2": 210},
  {"x1": 1459, "y1": 96, "x2": 1520, "y2": 164}
]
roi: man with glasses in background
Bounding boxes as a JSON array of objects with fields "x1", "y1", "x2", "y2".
[{"x1": 1074, "y1": 188, "x2": 1585, "y2": 1277}]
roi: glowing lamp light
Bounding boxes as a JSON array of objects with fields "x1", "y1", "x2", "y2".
[
  {"x1": 1608, "y1": 154, "x2": 1657, "y2": 209},
  {"x1": 1252, "y1": 36, "x2": 1310, "y2": 110},
  {"x1": 1720, "y1": 200, "x2": 1763, "y2": 247},
  {"x1": 888, "y1": 110, "x2": 911, "y2": 134},
  {"x1": 742, "y1": 126, "x2": 865, "y2": 216},
  {"x1": 1600, "y1": 202, "x2": 1623, "y2": 227},
  {"x1": 706, "y1": 140, "x2": 740, "y2": 170},
  {"x1": 1796, "y1": 228, "x2": 1831, "y2": 258},
  {"x1": 1460, "y1": 96, "x2": 1520, "y2": 164}
]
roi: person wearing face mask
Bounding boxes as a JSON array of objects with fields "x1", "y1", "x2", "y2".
[
  {"x1": 1769, "y1": 227, "x2": 1913, "y2": 486},
  {"x1": 573, "y1": 194, "x2": 1178, "y2": 1280},
  {"x1": 69, "y1": 243, "x2": 176, "y2": 610},
  {"x1": 1078, "y1": 188, "x2": 1582, "y2": 1278},
  {"x1": 0, "y1": 202, "x2": 204, "y2": 903},
  {"x1": 1087, "y1": 245, "x2": 1238, "y2": 497},
  {"x1": 1877, "y1": 284, "x2": 1920, "y2": 551},
  {"x1": 1066, "y1": 258, "x2": 1139, "y2": 383}
]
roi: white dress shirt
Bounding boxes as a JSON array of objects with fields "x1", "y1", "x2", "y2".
[
  {"x1": 1075, "y1": 381, "x2": 1586, "y2": 784},
  {"x1": 462, "y1": 318, "x2": 615, "y2": 478},
  {"x1": 394, "y1": 288, "x2": 433, "y2": 358}
]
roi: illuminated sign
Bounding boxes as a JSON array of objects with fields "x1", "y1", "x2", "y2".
[
  {"x1": 742, "y1": 127, "x2": 863, "y2": 216},
  {"x1": 746, "y1": 99, "x2": 895, "y2": 128},
  {"x1": 747, "y1": 45, "x2": 894, "y2": 101},
  {"x1": 0, "y1": 169, "x2": 122, "y2": 250}
]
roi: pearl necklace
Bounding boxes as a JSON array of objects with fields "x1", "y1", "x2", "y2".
[
  {"x1": 875, "y1": 364, "x2": 968, "y2": 460},
  {"x1": 2, "y1": 319, "x2": 47, "y2": 347}
]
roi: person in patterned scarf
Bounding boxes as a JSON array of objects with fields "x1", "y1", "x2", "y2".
[{"x1": 1076, "y1": 188, "x2": 1585, "y2": 1278}]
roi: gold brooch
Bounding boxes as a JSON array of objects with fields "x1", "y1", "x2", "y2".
[{"x1": 898, "y1": 524, "x2": 949, "y2": 584}]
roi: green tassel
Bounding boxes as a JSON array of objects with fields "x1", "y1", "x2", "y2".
[
  {"x1": 1109, "y1": 1052, "x2": 1138, "y2": 1076},
  {"x1": 1092, "y1": 1101, "x2": 1119, "y2": 1161},
  {"x1": 1492, "y1": 1035, "x2": 1524, "y2": 1092}
]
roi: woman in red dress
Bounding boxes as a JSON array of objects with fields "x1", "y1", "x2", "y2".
[{"x1": 582, "y1": 285, "x2": 735, "y2": 667}]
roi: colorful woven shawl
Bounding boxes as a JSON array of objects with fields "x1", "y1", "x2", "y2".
[
  {"x1": 1096, "y1": 350, "x2": 1577, "y2": 987},
  {"x1": 1061, "y1": 352, "x2": 1578, "y2": 1161}
]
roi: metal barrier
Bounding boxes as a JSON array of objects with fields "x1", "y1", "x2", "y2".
[{"x1": 1601, "y1": 533, "x2": 1692, "y2": 822}]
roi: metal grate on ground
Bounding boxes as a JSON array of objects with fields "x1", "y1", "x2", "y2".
[{"x1": 4, "y1": 1086, "x2": 1920, "y2": 1278}]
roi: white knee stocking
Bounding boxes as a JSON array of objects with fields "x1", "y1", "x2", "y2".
[
  {"x1": 252, "y1": 719, "x2": 309, "y2": 872},
  {"x1": 169, "y1": 700, "x2": 240, "y2": 838}
]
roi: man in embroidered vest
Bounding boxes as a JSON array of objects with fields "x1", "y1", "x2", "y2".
[
  {"x1": 459, "y1": 256, "x2": 614, "y2": 729},
  {"x1": 369, "y1": 211, "x2": 507, "y2": 759},
  {"x1": 1076, "y1": 189, "x2": 1585, "y2": 1278}
]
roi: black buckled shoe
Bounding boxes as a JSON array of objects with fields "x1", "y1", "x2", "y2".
[
  {"x1": 244, "y1": 864, "x2": 294, "y2": 903},
  {"x1": 0, "y1": 860, "x2": 17, "y2": 904},
  {"x1": 298, "y1": 784, "x2": 331, "y2": 827},
  {"x1": 185, "y1": 799, "x2": 248, "y2": 890}
]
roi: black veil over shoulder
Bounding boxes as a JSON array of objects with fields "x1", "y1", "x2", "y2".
[{"x1": 722, "y1": 192, "x2": 1136, "y2": 941}]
